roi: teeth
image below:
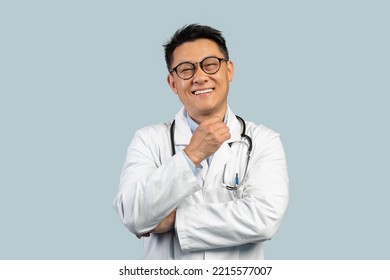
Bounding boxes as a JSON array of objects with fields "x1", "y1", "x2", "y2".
[{"x1": 194, "y1": 89, "x2": 213, "y2": 95}]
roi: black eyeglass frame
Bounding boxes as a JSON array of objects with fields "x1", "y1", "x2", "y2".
[{"x1": 169, "y1": 56, "x2": 229, "y2": 80}]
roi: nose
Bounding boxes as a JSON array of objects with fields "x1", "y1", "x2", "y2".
[{"x1": 192, "y1": 63, "x2": 208, "y2": 83}]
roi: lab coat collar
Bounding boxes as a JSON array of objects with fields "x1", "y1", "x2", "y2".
[{"x1": 172, "y1": 107, "x2": 193, "y2": 146}]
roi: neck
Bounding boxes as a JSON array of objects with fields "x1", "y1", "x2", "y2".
[{"x1": 187, "y1": 107, "x2": 228, "y2": 124}]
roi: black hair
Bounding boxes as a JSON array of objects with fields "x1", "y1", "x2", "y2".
[{"x1": 163, "y1": 24, "x2": 229, "y2": 71}]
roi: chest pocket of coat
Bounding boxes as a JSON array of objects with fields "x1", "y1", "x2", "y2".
[{"x1": 222, "y1": 141, "x2": 251, "y2": 199}]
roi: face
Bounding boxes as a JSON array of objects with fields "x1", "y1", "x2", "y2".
[{"x1": 167, "y1": 39, "x2": 234, "y2": 123}]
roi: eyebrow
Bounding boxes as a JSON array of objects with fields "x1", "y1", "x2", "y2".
[{"x1": 174, "y1": 55, "x2": 220, "y2": 65}]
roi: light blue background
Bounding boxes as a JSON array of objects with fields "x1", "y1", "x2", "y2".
[{"x1": 1, "y1": 0, "x2": 389, "y2": 259}]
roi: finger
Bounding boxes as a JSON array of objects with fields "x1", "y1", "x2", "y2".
[
  {"x1": 207, "y1": 125, "x2": 230, "y2": 140},
  {"x1": 136, "y1": 233, "x2": 150, "y2": 239}
]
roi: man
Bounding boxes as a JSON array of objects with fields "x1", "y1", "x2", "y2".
[{"x1": 113, "y1": 24, "x2": 289, "y2": 259}]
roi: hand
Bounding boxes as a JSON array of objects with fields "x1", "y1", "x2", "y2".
[
  {"x1": 136, "y1": 232, "x2": 150, "y2": 239},
  {"x1": 135, "y1": 210, "x2": 176, "y2": 238},
  {"x1": 151, "y1": 210, "x2": 176, "y2": 234},
  {"x1": 184, "y1": 117, "x2": 231, "y2": 166}
]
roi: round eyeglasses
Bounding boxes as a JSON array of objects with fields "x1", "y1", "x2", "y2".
[{"x1": 169, "y1": 56, "x2": 228, "y2": 80}]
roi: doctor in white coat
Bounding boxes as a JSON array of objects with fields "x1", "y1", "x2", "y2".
[{"x1": 113, "y1": 24, "x2": 289, "y2": 260}]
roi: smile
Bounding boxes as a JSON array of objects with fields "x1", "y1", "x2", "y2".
[{"x1": 192, "y1": 88, "x2": 214, "y2": 95}]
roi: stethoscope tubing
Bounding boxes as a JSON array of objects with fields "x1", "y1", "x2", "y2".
[
  {"x1": 170, "y1": 115, "x2": 253, "y2": 191},
  {"x1": 170, "y1": 115, "x2": 252, "y2": 156}
]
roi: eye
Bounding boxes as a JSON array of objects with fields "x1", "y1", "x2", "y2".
[
  {"x1": 177, "y1": 63, "x2": 194, "y2": 73},
  {"x1": 180, "y1": 67, "x2": 193, "y2": 73},
  {"x1": 202, "y1": 58, "x2": 220, "y2": 72},
  {"x1": 203, "y1": 62, "x2": 218, "y2": 69}
]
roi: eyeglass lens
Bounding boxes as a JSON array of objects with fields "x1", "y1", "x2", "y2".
[{"x1": 175, "y1": 57, "x2": 223, "y2": 80}]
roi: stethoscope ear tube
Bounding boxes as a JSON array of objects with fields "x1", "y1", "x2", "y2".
[{"x1": 235, "y1": 115, "x2": 253, "y2": 154}]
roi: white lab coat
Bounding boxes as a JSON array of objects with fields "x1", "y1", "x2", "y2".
[{"x1": 113, "y1": 106, "x2": 289, "y2": 259}]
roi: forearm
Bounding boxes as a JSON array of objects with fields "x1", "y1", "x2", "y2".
[
  {"x1": 176, "y1": 193, "x2": 288, "y2": 251},
  {"x1": 176, "y1": 134, "x2": 289, "y2": 251},
  {"x1": 113, "y1": 149, "x2": 201, "y2": 235}
]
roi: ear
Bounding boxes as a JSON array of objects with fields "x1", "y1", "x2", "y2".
[
  {"x1": 227, "y1": 60, "x2": 234, "y2": 82},
  {"x1": 167, "y1": 73, "x2": 178, "y2": 94}
]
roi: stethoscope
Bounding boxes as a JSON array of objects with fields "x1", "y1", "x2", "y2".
[{"x1": 170, "y1": 115, "x2": 252, "y2": 191}]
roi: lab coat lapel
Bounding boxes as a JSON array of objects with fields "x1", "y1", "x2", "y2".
[
  {"x1": 200, "y1": 159, "x2": 208, "y2": 183},
  {"x1": 226, "y1": 107, "x2": 242, "y2": 144},
  {"x1": 173, "y1": 107, "x2": 193, "y2": 147},
  {"x1": 204, "y1": 142, "x2": 231, "y2": 185}
]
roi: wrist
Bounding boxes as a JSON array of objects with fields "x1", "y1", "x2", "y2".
[{"x1": 183, "y1": 148, "x2": 202, "y2": 167}]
